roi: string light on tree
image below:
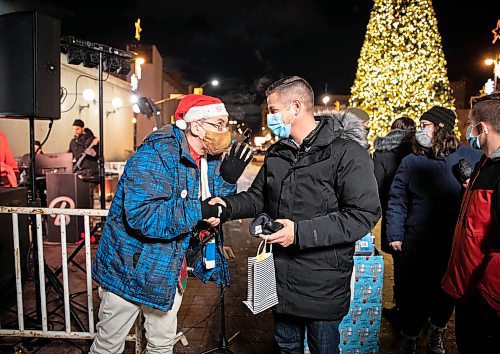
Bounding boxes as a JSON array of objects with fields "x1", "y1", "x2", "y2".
[{"x1": 350, "y1": 0, "x2": 454, "y2": 141}]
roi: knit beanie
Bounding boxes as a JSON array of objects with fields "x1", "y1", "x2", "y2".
[{"x1": 420, "y1": 106, "x2": 455, "y2": 132}]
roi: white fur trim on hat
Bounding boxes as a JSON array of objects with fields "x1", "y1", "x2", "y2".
[
  {"x1": 183, "y1": 103, "x2": 228, "y2": 122},
  {"x1": 175, "y1": 119, "x2": 188, "y2": 130}
]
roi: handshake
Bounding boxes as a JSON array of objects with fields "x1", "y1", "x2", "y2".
[{"x1": 200, "y1": 197, "x2": 231, "y2": 227}]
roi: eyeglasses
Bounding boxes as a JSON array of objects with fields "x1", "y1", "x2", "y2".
[
  {"x1": 200, "y1": 120, "x2": 227, "y2": 132},
  {"x1": 419, "y1": 122, "x2": 433, "y2": 130}
]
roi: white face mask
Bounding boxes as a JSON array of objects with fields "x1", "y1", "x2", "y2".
[{"x1": 415, "y1": 128, "x2": 432, "y2": 148}]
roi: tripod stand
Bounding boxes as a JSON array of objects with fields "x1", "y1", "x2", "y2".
[
  {"x1": 199, "y1": 232, "x2": 238, "y2": 354},
  {"x1": 24, "y1": 117, "x2": 88, "y2": 332}
]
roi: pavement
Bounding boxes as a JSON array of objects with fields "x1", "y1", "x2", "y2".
[{"x1": 0, "y1": 161, "x2": 459, "y2": 353}]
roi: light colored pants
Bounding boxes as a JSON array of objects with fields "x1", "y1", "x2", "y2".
[{"x1": 90, "y1": 287, "x2": 183, "y2": 354}]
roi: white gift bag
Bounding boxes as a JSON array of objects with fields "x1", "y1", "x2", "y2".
[{"x1": 243, "y1": 239, "x2": 279, "y2": 314}]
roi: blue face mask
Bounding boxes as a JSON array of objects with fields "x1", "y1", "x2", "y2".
[
  {"x1": 466, "y1": 124, "x2": 481, "y2": 149},
  {"x1": 266, "y1": 105, "x2": 295, "y2": 139}
]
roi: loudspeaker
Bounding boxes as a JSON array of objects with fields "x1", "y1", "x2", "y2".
[
  {"x1": 46, "y1": 173, "x2": 92, "y2": 243},
  {"x1": 0, "y1": 11, "x2": 61, "y2": 120}
]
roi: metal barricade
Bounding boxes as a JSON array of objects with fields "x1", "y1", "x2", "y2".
[{"x1": 0, "y1": 206, "x2": 143, "y2": 353}]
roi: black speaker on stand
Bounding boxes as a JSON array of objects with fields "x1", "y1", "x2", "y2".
[{"x1": 0, "y1": 11, "x2": 67, "y2": 332}]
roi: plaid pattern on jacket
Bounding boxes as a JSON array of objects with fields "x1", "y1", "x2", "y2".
[{"x1": 92, "y1": 125, "x2": 236, "y2": 311}]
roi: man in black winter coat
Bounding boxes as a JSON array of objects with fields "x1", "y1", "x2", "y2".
[{"x1": 210, "y1": 76, "x2": 381, "y2": 353}]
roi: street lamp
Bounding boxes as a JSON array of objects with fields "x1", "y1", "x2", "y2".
[
  {"x1": 322, "y1": 95, "x2": 330, "y2": 106},
  {"x1": 201, "y1": 79, "x2": 220, "y2": 88},
  {"x1": 485, "y1": 54, "x2": 500, "y2": 91}
]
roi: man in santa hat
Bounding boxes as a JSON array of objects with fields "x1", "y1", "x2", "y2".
[{"x1": 90, "y1": 94, "x2": 252, "y2": 354}]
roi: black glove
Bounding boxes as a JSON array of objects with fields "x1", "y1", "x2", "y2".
[
  {"x1": 249, "y1": 213, "x2": 284, "y2": 238},
  {"x1": 220, "y1": 142, "x2": 253, "y2": 184},
  {"x1": 453, "y1": 158, "x2": 473, "y2": 186},
  {"x1": 200, "y1": 198, "x2": 232, "y2": 222},
  {"x1": 200, "y1": 199, "x2": 221, "y2": 219}
]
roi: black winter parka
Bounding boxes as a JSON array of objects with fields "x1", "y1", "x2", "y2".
[{"x1": 225, "y1": 116, "x2": 381, "y2": 320}]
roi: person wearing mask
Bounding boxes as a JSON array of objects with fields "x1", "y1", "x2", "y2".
[
  {"x1": 386, "y1": 106, "x2": 482, "y2": 354},
  {"x1": 0, "y1": 130, "x2": 19, "y2": 187},
  {"x1": 372, "y1": 117, "x2": 416, "y2": 320},
  {"x1": 69, "y1": 119, "x2": 99, "y2": 178},
  {"x1": 210, "y1": 76, "x2": 381, "y2": 353},
  {"x1": 90, "y1": 94, "x2": 251, "y2": 354},
  {"x1": 442, "y1": 93, "x2": 500, "y2": 353}
]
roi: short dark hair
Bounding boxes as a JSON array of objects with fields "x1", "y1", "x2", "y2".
[
  {"x1": 265, "y1": 76, "x2": 314, "y2": 112},
  {"x1": 470, "y1": 93, "x2": 500, "y2": 133},
  {"x1": 391, "y1": 116, "x2": 416, "y2": 131},
  {"x1": 72, "y1": 119, "x2": 85, "y2": 128}
]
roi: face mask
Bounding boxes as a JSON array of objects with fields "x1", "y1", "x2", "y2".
[
  {"x1": 415, "y1": 128, "x2": 432, "y2": 148},
  {"x1": 202, "y1": 130, "x2": 232, "y2": 155},
  {"x1": 466, "y1": 124, "x2": 481, "y2": 149},
  {"x1": 266, "y1": 105, "x2": 295, "y2": 139}
]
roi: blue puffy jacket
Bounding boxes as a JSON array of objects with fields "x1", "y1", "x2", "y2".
[{"x1": 92, "y1": 125, "x2": 236, "y2": 311}]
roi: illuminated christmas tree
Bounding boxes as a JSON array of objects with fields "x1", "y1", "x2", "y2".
[{"x1": 350, "y1": 0, "x2": 455, "y2": 140}]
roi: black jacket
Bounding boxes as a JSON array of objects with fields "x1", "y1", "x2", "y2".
[
  {"x1": 225, "y1": 116, "x2": 381, "y2": 320},
  {"x1": 69, "y1": 128, "x2": 99, "y2": 173},
  {"x1": 372, "y1": 129, "x2": 414, "y2": 252}
]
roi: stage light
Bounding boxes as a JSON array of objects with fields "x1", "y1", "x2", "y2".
[
  {"x1": 66, "y1": 47, "x2": 85, "y2": 65},
  {"x1": 104, "y1": 57, "x2": 120, "y2": 72},
  {"x1": 130, "y1": 94, "x2": 139, "y2": 104},
  {"x1": 132, "y1": 103, "x2": 141, "y2": 113},
  {"x1": 117, "y1": 59, "x2": 131, "y2": 75},
  {"x1": 83, "y1": 51, "x2": 100, "y2": 68},
  {"x1": 136, "y1": 97, "x2": 158, "y2": 118}
]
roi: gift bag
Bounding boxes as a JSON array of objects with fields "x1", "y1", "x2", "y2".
[{"x1": 243, "y1": 239, "x2": 279, "y2": 314}]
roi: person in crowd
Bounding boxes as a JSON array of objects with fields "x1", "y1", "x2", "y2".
[
  {"x1": 210, "y1": 76, "x2": 381, "y2": 353},
  {"x1": 372, "y1": 117, "x2": 416, "y2": 320},
  {"x1": 346, "y1": 106, "x2": 371, "y2": 131},
  {"x1": 0, "y1": 129, "x2": 19, "y2": 187},
  {"x1": 69, "y1": 119, "x2": 99, "y2": 177},
  {"x1": 442, "y1": 93, "x2": 500, "y2": 353},
  {"x1": 386, "y1": 106, "x2": 483, "y2": 354},
  {"x1": 90, "y1": 94, "x2": 251, "y2": 354}
]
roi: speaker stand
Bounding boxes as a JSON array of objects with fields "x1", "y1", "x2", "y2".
[{"x1": 25, "y1": 117, "x2": 86, "y2": 332}]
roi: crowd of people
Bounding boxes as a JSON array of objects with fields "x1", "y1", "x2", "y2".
[
  {"x1": 0, "y1": 76, "x2": 498, "y2": 354},
  {"x1": 87, "y1": 77, "x2": 498, "y2": 354}
]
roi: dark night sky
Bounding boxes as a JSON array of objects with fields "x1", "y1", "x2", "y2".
[{"x1": 1, "y1": 0, "x2": 499, "y2": 101}]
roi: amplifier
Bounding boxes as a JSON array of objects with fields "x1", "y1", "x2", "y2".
[{"x1": 46, "y1": 173, "x2": 92, "y2": 243}]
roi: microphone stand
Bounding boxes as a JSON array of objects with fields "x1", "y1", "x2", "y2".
[{"x1": 199, "y1": 228, "x2": 237, "y2": 354}]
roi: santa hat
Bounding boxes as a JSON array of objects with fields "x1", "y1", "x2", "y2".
[{"x1": 174, "y1": 94, "x2": 229, "y2": 130}]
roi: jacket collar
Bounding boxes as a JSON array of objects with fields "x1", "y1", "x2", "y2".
[
  {"x1": 374, "y1": 129, "x2": 415, "y2": 152},
  {"x1": 489, "y1": 148, "x2": 500, "y2": 161},
  {"x1": 277, "y1": 116, "x2": 336, "y2": 152},
  {"x1": 142, "y1": 124, "x2": 198, "y2": 166}
]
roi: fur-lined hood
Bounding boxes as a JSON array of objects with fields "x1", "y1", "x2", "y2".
[
  {"x1": 314, "y1": 109, "x2": 369, "y2": 149},
  {"x1": 373, "y1": 129, "x2": 415, "y2": 152}
]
